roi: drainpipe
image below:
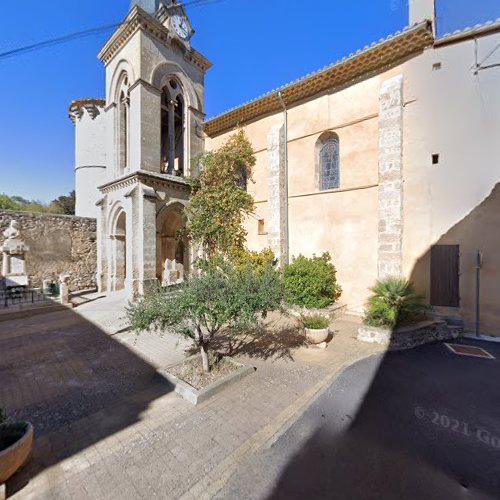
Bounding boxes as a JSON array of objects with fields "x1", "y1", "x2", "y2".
[
  {"x1": 277, "y1": 91, "x2": 289, "y2": 265},
  {"x1": 475, "y1": 250, "x2": 482, "y2": 337}
]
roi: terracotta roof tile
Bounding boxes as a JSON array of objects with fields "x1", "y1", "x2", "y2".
[{"x1": 204, "y1": 21, "x2": 434, "y2": 137}]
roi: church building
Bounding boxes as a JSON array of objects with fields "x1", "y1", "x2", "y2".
[{"x1": 70, "y1": 0, "x2": 500, "y2": 335}]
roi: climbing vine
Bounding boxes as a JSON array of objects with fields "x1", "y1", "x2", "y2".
[{"x1": 184, "y1": 130, "x2": 256, "y2": 259}]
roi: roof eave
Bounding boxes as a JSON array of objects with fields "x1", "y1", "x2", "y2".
[{"x1": 203, "y1": 20, "x2": 434, "y2": 138}]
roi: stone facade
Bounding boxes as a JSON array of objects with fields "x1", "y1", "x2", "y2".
[
  {"x1": 0, "y1": 211, "x2": 97, "y2": 291},
  {"x1": 71, "y1": 2, "x2": 210, "y2": 300},
  {"x1": 377, "y1": 75, "x2": 404, "y2": 279}
]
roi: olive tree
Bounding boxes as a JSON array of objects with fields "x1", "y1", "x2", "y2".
[{"x1": 127, "y1": 261, "x2": 284, "y2": 373}]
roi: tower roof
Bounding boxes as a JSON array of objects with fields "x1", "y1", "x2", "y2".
[{"x1": 129, "y1": 0, "x2": 171, "y2": 14}]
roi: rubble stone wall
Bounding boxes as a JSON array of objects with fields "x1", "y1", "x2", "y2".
[{"x1": 0, "y1": 210, "x2": 97, "y2": 291}]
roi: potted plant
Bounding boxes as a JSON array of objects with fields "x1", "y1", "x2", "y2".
[
  {"x1": 301, "y1": 314, "x2": 330, "y2": 344},
  {"x1": 0, "y1": 409, "x2": 33, "y2": 485}
]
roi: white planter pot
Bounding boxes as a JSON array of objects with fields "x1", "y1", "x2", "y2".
[{"x1": 304, "y1": 327, "x2": 329, "y2": 344}]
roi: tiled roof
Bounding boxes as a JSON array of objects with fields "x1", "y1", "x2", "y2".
[
  {"x1": 203, "y1": 21, "x2": 434, "y2": 137},
  {"x1": 436, "y1": 17, "x2": 500, "y2": 46}
]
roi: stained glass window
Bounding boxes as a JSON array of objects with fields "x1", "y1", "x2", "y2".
[{"x1": 320, "y1": 138, "x2": 339, "y2": 190}]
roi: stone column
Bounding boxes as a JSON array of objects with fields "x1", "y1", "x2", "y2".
[
  {"x1": 378, "y1": 75, "x2": 404, "y2": 279},
  {"x1": 127, "y1": 183, "x2": 158, "y2": 299},
  {"x1": 168, "y1": 99, "x2": 176, "y2": 173},
  {"x1": 267, "y1": 124, "x2": 288, "y2": 266}
]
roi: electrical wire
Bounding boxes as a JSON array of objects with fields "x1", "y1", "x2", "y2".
[{"x1": 0, "y1": 0, "x2": 223, "y2": 62}]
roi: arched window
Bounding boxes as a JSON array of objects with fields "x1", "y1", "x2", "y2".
[
  {"x1": 317, "y1": 133, "x2": 340, "y2": 191},
  {"x1": 236, "y1": 167, "x2": 248, "y2": 191},
  {"x1": 161, "y1": 78, "x2": 185, "y2": 175},
  {"x1": 117, "y1": 75, "x2": 130, "y2": 174}
]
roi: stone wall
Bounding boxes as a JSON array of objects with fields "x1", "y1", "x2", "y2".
[
  {"x1": 0, "y1": 210, "x2": 97, "y2": 291},
  {"x1": 357, "y1": 320, "x2": 462, "y2": 351}
]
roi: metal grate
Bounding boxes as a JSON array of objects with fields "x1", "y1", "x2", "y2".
[
  {"x1": 445, "y1": 343, "x2": 495, "y2": 359},
  {"x1": 0, "y1": 287, "x2": 51, "y2": 308}
]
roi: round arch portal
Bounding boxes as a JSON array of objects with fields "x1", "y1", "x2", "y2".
[{"x1": 156, "y1": 203, "x2": 189, "y2": 286}]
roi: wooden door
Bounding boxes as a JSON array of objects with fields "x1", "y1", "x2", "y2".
[{"x1": 430, "y1": 244, "x2": 460, "y2": 307}]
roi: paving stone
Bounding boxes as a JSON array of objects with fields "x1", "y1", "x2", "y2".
[{"x1": 2, "y1": 295, "x2": 382, "y2": 499}]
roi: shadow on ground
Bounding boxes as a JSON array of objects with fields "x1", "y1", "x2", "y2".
[
  {"x1": 264, "y1": 338, "x2": 500, "y2": 499},
  {"x1": 187, "y1": 316, "x2": 307, "y2": 362},
  {"x1": 0, "y1": 304, "x2": 173, "y2": 497}
]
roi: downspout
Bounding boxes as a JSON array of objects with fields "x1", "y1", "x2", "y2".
[
  {"x1": 277, "y1": 91, "x2": 289, "y2": 265},
  {"x1": 475, "y1": 250, "x2": 482, "y2": 337}
]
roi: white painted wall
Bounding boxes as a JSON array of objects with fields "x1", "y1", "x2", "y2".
[{"x1": 403, "y1": 29, "x2": 500, "y2": 332}]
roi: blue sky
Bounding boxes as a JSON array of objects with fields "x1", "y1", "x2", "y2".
[{"x1": 0, "y1": 0, "x2": 498, "y2": 202}]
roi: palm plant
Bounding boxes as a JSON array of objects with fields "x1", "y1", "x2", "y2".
[{"x1": 364, "y1": 278, "x2": 427, "y2": 328}]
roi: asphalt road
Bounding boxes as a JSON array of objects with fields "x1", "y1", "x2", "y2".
[{"x1": 218, "y1": 338, "x2": 500, "y2": 500}]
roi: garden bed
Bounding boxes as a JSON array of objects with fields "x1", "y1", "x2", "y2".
[{"x1": 159, "y1": 354, "x2": 254, "y2": 405}]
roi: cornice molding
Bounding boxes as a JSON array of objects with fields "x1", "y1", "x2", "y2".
[
  {"x1": 98, "y1": 170, "x2": 191, "y2": 195},
  {"x1": 68, "y1": 98, "x2": 106, "y2": 124},
  {"x1": 97, "y1": 6, "x2": 211, "y2": 73},
  {"x1": 129, "y1": 78, "x2": 162, "y2": 96}
]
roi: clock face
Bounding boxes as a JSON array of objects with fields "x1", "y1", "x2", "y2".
[{"x1": 172, "y1": 15, "x2": 189, "y2": 40}]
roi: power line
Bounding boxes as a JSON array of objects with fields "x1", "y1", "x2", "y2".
[
  {"x1": 0, "y1": 0, "x2": 223, "y2": 62},
  {"x1": 0, "y1": 23, "x2": 122, "y2": 61}
]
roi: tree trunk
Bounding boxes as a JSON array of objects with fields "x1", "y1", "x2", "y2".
[{"x1": 200, "y1": 343, "x2": 210, "y2": 373}]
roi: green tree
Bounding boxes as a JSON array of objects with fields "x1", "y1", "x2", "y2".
[
  {"x1": 49, "y1": 190, "x2": 76, "y2": 215},
  {"x1": 184, "y1": 130, "x2": 256, "y2": 259},
  {"x1": 0, "y1": 195, "x2": 22, "y2": 210},
  {"x1": 127, "y1": 261, "x2": 284, "y2": 373},
  {"x1": 0, "y1": 191, "x2": 75, "y2": 214}
]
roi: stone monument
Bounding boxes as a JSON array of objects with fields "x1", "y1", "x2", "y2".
[
  {"x1": 59, "y1": 274, "x2": 72, "y2": 306},
  {"x1": 0, "y1": 220, "x2": 30, "y2": 288},
  {"x1": 162, "y1": 258, "x2": 184, "y2": 287}
]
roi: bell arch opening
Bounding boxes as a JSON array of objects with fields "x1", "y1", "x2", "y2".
[
  {"x1": 161, "y1": 78, "x2": 185, "y2": 175},
  {"x1": 116, "y1": 73, "x2": 130, "y2": 175}
]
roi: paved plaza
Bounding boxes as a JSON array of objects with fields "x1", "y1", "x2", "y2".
[{"x1": 0, "y1": 294, "x2": 382, "y2": 499}]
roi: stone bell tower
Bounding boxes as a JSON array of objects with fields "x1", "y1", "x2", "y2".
[{"x1": 70, "y1": 0, "x2": 211, "y2": 299}]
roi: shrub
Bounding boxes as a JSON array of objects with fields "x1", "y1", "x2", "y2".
[
  {"x1": 232, "y1": 248, "x2": 277, "y2": 274},
  {"x1": 364, "y1": 277, "x2": 427, "y2": 328},
  {"x1": 284, "y1": 252, "x2": 342, "y2": 309},
  {"x1": 128, "y1": 260, "x2": 284, "y2": 373},
  {"x1": 301, "y1": 314, "x2": 330, "y2": 330}
]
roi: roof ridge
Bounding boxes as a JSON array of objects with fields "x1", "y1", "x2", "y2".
[{"x1": 437, "y1": 17, "x2": 500, "y2": 42}]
